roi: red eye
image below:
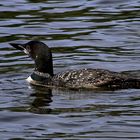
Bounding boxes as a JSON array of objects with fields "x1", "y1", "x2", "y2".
[{"x1": 26, "y1": 45, "x2": 31, "y2": 52}]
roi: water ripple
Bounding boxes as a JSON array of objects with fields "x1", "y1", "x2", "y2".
[{"x1": 0, "y1": 0, "x2": 140, "y2": 139}]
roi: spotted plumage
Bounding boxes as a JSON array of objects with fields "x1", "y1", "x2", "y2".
[
  {"x1": 10, "y1": 41, "x2": 140, "y2": 90},
  {"x1": 49, "y1": 68, "x2": 140, "y2": 89}
]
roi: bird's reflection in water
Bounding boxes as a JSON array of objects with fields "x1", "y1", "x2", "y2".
[{"x1": 29, "y1": 85, "x2": 53, "y2": 114}]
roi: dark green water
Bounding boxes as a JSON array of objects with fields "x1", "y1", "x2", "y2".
[{"x1": 0, "y1": 0, "x2": 140, "y2": 139}]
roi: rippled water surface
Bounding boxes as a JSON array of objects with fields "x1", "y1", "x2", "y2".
[{"x1": 0, "y1": 0, "x2": 140, "y2": 139}]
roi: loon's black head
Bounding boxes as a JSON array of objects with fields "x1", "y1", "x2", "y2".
[{"x1": 10, "y1": 41, "x2": 54, "y2": 76}]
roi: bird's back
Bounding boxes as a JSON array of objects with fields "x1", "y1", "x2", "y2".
[{"x1": 52, "y1": 68, "x2": 140, "y2": 89}]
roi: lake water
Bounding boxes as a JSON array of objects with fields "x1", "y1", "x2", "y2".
[{"x1": 0, "y1": 0, "x2": 140, "y2": 139}]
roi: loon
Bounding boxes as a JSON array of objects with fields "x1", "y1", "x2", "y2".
[{"x1": 10, "y1": 41, "x2": 140, "y2": 90}]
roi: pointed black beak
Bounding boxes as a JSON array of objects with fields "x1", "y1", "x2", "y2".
[{"x1": 9, "y1": 43, "x2": 25, "y2": 51}]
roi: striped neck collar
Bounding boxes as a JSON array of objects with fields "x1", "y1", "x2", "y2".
[{"x1": 30, "y1": 71, "x2": 52, "y2": 84}]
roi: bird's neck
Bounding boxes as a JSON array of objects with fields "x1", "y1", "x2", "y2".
[{"x1": 34, "y1": 52, "x2": 54, "y2": 76}]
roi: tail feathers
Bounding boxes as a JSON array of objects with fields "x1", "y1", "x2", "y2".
[
  {"x1": 100, "y1": 78, "x2": 140, "y2": 89},
  {"x1": 125, "y1": 78, "x2": 140, "y2": 89}
]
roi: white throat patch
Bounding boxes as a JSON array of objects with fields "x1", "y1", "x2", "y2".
[{"x1": 26, "y1": 76, "x2": 33, "y2": 83}]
